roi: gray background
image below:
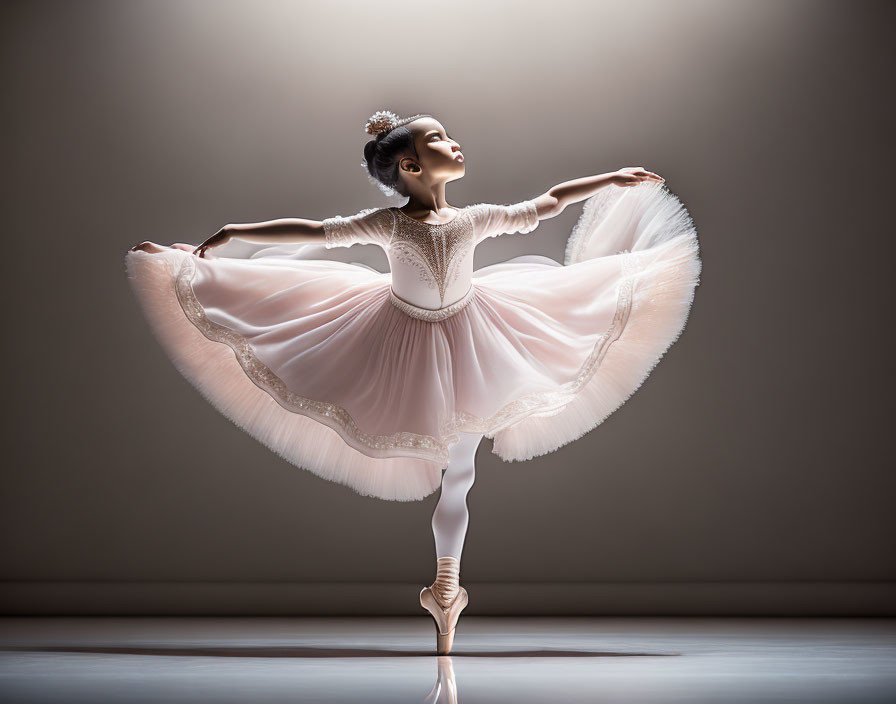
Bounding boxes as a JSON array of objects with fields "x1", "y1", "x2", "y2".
[{"x1": 2, "y1": 0, "x2": 893, "y2": 615}]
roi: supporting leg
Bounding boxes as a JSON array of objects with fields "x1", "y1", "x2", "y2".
[
  {"x1": 421, "y1": 431, "x2": 483, "y2": 654},
  {"x1": 431, "y1": 431, "x2": 483, "y2": 563},
  {"x1": 430, "y1": 432, "x2": 483, "y2": 603}
]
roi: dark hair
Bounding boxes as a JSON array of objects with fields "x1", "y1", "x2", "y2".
[{"x1": 363, "y1": 114, "x2": 431, "y2": 197}]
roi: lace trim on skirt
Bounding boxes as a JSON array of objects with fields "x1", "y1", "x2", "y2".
[
  {"x1": 172, "y1": 252, "x2": 639, "y2": 459},
  {"x1": 455, "y1": 252, "x2": 640, "y2": 434},
  {"x1": 173, "y1": 255, "x2": 452, "y2": 463}
]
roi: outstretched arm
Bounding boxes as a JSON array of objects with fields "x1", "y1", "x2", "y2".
[
  {"x1": 195, "y1": 218, "x2": 326, "y2": 257},
  {"x1": 129, "y1": 218, "x2": 326, "y2": 257},
  {"x1": 530, "y1": 167, "x2": 664, "y2": 221},
  {"x1": 131, "y1": 207, "x2": 390, "y2": 257},
  {"x1": 195, "y1": 206, "x2": 392, "y2": 256}
]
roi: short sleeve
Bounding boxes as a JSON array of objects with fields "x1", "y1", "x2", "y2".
[
  {"x1": 468, "y1": 200, "x2": 540, "y2": 244},
  {"x1": 322, "y1": 207, "x2": 393, "y2": 248}
]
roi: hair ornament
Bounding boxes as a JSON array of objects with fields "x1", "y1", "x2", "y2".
[
  {"x1": 361, "y1": 111, "x2": 432, "y2": 196},
  {"x1": 365, "y1": 110, "x2": 400, "y2": 136}
]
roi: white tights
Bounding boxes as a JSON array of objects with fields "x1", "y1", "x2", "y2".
[{"x1": 431, "y1": 431, "x2": 484, "y2": 560}]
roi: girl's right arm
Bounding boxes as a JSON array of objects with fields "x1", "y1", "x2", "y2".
[{"x1": 194, "y1": 218, "x2": 326, "y2": 257}]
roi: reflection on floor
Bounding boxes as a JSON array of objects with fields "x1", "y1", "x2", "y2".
[{"x1": 1, "y1": 617, "x2": 894, "y2": 702}]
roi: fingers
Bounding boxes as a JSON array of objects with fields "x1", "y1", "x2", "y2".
[
  {"x1": 633, "y1": 170, "x2": 665, "y2": 184},
  {"x1": 620, "y1": 173, "x2": 663, "y2": 187},
  {"x1": 620, "y1": 167, "x2": 665, "y2": 183},
  {"x1": 130, "y1": 241, "x2": 166, "y2": 254},
  {"x1": 132, "y1": 240, "x2": 217, "y2": 257}
]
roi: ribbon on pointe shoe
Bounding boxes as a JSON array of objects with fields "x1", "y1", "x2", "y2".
[{"x1": 431, "y1": 556, "x2": 460, "y2": 608}]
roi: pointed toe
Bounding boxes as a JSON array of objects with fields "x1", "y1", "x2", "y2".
[{"x1": 420, "y1": 585, "x2": 469, "y2": 655}]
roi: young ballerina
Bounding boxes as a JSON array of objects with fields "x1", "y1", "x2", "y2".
[{"x1": 126, "y1": 110, "x2": 701, "y2": 654}]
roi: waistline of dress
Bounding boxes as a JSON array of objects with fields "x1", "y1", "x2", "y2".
[{"x1": 388, "y1": 285, "x2": 476, "y2": 322}]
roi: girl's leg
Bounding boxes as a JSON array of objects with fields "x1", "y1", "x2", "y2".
[{"x1": 429, "y1": 431, "x2": 483, "y2": 605}]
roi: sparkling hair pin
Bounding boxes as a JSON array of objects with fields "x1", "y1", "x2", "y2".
[{"x1": 365, "y1": 110, "x2": 401, "y2": 137}]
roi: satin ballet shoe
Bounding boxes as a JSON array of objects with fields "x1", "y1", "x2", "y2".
[{"x1": 420, "y1": 585, "x2": 469, "y2": 655}]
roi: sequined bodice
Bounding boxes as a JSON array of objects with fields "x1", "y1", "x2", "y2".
[
  {"x1": 321, "y1": 200, "x2": 540, "y2": 316},
  {"x1": 386, "y1": 208, "x2": 475, "y2": 310}
]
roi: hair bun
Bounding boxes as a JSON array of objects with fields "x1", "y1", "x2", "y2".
[{"x1": 365, "y1": 110, "x2": 400, "y2": 136}]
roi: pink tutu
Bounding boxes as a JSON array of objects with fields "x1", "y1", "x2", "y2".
[{"x1": 124, "y1": 182, "x2": 701, "y2": 501}]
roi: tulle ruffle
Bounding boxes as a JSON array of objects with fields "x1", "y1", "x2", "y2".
[{"x1": 124, "y1": 181, "x2": 701, "y2": 500}]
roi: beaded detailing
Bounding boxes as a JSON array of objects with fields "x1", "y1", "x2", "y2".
[
  {"x1": 388, "y1": 208, "x2": 474, "y2": 307},
  {"x1": 170, "y1": 250, "x2": 641, "y2": 463},
  {"x1": 172, "y1": 254, "x2": 451, "y2": 464},
  {"x1": 389, "y1": 285, "x2": 476, "y2": 322},
  {"x1": 450, "y1": 252, "x2": 641, "y2": 433},
  {"x1": 396, "y1": 253, "x2": 640, "y2": 441}
]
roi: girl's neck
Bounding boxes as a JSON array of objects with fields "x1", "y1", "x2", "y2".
[{"x1": 403, "y1": 183, "x2": 452, "y2": 215}]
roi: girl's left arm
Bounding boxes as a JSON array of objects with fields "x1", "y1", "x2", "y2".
[{"x1": 530, "y1": 167, "x2": 665, "y2": 220}]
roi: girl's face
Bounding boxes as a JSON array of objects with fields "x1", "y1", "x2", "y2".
[{"x1": 403, "y1": 117, "x2": 465, "y2": 185}]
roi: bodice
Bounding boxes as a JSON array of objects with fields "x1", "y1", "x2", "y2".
[
  {"x1": 322, "y1": 200, "x2": 540, "y2": 319},
  {"x1": 387, "y1": 207, "x2": 475, "y2": 311}
]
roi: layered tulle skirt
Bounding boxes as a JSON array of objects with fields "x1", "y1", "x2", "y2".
[{"x1": 124, "y1": 182, "x2": 701, "y2": 501}]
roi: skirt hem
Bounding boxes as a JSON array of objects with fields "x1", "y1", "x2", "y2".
[{"x1": 125, "y1": 249, "x2": 445, "y2": 502}]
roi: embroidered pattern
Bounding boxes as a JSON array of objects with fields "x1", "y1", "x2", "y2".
[
  {"x1": 171, "y1": 250, "x2": 641, "y2": 462},
  {"x1": 388, "y1": 208, "x2": 474, "y2": 307},
  {"x1": 389, "y1": 285, "x2": 476, "y2": 322},
  {"x1": 450, "y1": 253, "x2": 640, "y2": 433},
  {"x1": 173, "y1": 255, "x2": 452, "y2": 464}
]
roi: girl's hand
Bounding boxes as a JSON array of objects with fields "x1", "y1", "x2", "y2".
[
  {"x1": 130, "y1": 241, "x2": 166, "y2": 253},
  {"x1": 193, "y1": 227, "x2": 232, "y2": 258},
  {"x1": 612, "y1": 167, "x2": 665, "y2": 187}
]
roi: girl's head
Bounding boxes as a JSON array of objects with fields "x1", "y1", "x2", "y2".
[{"x1": 362, "y1": 111, "x2": 464, "y2": 197}]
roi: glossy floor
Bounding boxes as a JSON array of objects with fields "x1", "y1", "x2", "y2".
[{"x1": 1, "y1": 617, "x2": 894, "y2": 702}]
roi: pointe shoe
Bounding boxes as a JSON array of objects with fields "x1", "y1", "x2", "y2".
[{"x1": 420, "y1": 585, "x2": 469, "y2": 655}]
